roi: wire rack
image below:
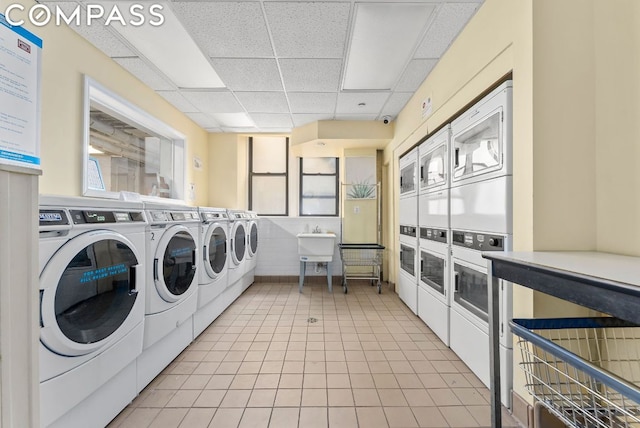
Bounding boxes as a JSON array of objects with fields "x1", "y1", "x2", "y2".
[
  {"x1": 511, "y1": 317, "x2": 640, "y2": 428},
  {"x1": 338, "y1": 243, "x2": 385, "y2": 294}
]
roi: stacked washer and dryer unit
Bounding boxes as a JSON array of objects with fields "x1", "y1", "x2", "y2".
[
  {"x1": 38, "y1": 196, "x2": 147, "y2": 428},
  {"x1": 244, "y1": 211, "x2": 259, "y2": 290},
  {"x1": 137, "y1": 201, "x2": 200, "y2": 393},
  {"x1": 449, "y1": 81, "x2": 513, "y2": 407},
  {"x1": 417, "y1": 125, "x2": 451, "y2": 346},
  {"x1": 400, "y1": 81, "x2": 513, "y2": 407},
  {"x1": 398, "y1": 149, "x2": 419, "y2": 314}
]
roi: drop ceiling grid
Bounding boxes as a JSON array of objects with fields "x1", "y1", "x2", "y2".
[{"x1": 48, "y1": 0, "x2": 485, "y2": 132}]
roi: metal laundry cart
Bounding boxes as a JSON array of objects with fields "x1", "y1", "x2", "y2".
[
  {"x1": 511, "y1": 317, "x2": 640, "y2": 428},
  {"x1": 338, "y1": 243, "x2": 385, "y2": 294}
]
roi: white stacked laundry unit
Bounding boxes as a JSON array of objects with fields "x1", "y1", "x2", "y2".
[
  {"x1": 226, "y1": 209, "x2": 248, "y2": 301},
  {"x1": 38, "y1": 195, "x2": 147, "y2": 428},
  {"x1": 398, "y1": 148, "x2": 419, "y2": 314},
  {"x1": 137, "y1": 201, "x2": 200, "y2": 393},
  {"x1": 448, "y1": 81, "x2": 513, "y2": 407},
  {"x1": 417, "y1": 125, "x2": 451, "y2": 346}
]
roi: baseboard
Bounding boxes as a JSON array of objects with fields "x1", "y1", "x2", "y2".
[
  {"x1": 511, "y1": 390, "x2": 534, "y2": 428},
  {"x1": 255, "y1": 275, "x2": 342, "y2": 284}
]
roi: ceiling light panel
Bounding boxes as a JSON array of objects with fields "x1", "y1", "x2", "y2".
[
  {"x1": 287, "y1": 93, "x2": 338, "y2": 114},
  {"x1": 292, "y1": 113, "x2": 334, "y2": 128},
  {"x1": 211, "y1": 113, "x2": 255, "y2": 128},
  {"x1": 157, "y1": 91, "x2": 198, "y2": 113},
  {"x1": 249, "y1": 114, "x2": 293, "y2": 129},
  {"x1": 336, "y1": 114, "x2": 379, "y2": 121},
  {"x1": 234, "y1": 92, "x2": 290, "y2": 114},
  {"x1": 279, "y1": 59, "x2": 343, "y2": 92},
  {"x1": 105, "y1": 2, "x2": 225, "y2": 89},
  {"x1": 336, "y1": 92, "x2": 391, "y2": 114},
  {"x1": 395, "y1": 59, "x2": 437, "y2": 92},
  {"x1": 113, "y1": 57, "x2": 174, "y2": 90},
  {"x1": 381, "y1": 92, "x2": 413, "y2": 117},
  {"x1": 171, "y1": 1, "x2": 273, "y2": 58},
  {"x1": 343, "y1": 3, "x2": 436, "y2": 90},
  {"x1": 265, "y1": 2, "x2": 351, "y2": 58},
  {"x1": 211, "y1": 58, "x2": 283, "y2": 92},
  {"x1": 414, "y1": 2, "x2": 480, "y2": 58},
  {"x1": 181, "y1": 91, "x2": 244, "y2": 114}
]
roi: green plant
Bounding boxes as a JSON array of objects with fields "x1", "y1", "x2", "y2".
[{"x1": 347, "y1": 181, "x2": 376, "y2": 199}]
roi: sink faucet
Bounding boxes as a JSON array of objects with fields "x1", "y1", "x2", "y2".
[{"x1": 313, "y1": 225, "x2": 321, "y2": 233}]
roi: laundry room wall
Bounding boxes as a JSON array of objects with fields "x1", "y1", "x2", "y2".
[
  {"x1": 18, "y1": 2, "x2": 210, "y2": 205},
  {"x1": 208, "y1": 133, "x2": 248, "y2": 209}
]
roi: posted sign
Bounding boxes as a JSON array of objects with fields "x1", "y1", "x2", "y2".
[{"x1": 0, "y1": 14, "x2": 42, "y2": 170}]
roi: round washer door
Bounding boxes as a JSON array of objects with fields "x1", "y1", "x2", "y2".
[
  {"x1": 248, "y1": 221, "x2": 258, "y2": 257},
  {"x1": 231, "y1": 222, "x2": 246, "y2": 265},
  {"x1": 154, "y1": 225, "x2": 198, "y2": 303},
  {"x1": 204, "y1": 223, "x2": 227, "y2": 280},
  {"x1": 40, "y1": 230, "x2": 141, "y2": 357}
]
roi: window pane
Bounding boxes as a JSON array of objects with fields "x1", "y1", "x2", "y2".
[
  {"x1": 252, "y1": 136, "x2": 287, "y2": 173},
  {"x1": 252, "y1": 176, "x2": 287, "y2": 214},
  {"x1": 302, "y1": 176, "x2": 336, "y2": 198},
  {"x1": 89, "y1": 104, "x2": 181, "y2": 199},
  {"x1": 302, "y1": 157, "x2": 336, "y2": 174},
  {"x1": 301, "y1": 198, "x2": 336, "y2": 216}
]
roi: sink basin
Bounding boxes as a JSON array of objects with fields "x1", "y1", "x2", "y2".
[{"x1": 297, "y1": 233, "x2": 336, "y2": 262}]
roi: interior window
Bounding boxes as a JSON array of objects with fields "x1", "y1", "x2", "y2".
[{"x1": 84, "y1": 76, "x2": 185, "y2": 200}]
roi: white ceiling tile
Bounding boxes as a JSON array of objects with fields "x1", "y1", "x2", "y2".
[
  {"x1": 186, "y1": 112, "x2": 220, "y2": 129},
  {"x1": 211, "y1": 58, "x2": 283, "y2": 91},
  {"x1": 336, "y1": 92, "x2": 390, "y2": 114},
  {"x1": 381, "y1": 92, "x2": 413, "y2": 117},
  {"x1": 292, "y1": 113, "x2": 334, "y2": 127},
  {"x1": 250, "y1": 114, "x2": 293, "y2": 128},
  {"x1": 414, "y1": 3, "x2": 480, "y2": 59},
  {"x1": 222, "y1": 127, "x2": 261, "y2": 134},
  {"x1": 234, "y1": 92, "x2": 290, "y2": 113},
  {"x1": 265, "y1": 2, "x2": 351, "y2": 58},
  {"x1": 395, "y1": 59, "x2": 437, "y2": 92},
  {"x1": 157, "y1": 91, "x2": 198, "y2": 113},
  {"x1": 279, "y1": 59, "x2": 342, "y2": 92},
  {"x1": 181, "y1": 91, "x2": 244, "y2": 113},
  {"x1": 212, "y1": 113, "x2": 255, "y2": 127},
  {"x1": 113, "y1": 57, "x2": 174, "y2": 90},
  {"x1": 172, "y1": 1, "x2": 273, "y2": 58},
  {"x1": 288, "y1": 93, "x2": 337, "y2": 114}
]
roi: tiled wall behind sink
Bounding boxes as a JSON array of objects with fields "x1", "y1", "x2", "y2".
[{"x1": 256, "y1": 217, "x2": 342, "y2": 277}]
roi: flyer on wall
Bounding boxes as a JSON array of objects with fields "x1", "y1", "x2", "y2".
[{"x1": 0, "y1": 13, "x2": 42, "y2": 170}]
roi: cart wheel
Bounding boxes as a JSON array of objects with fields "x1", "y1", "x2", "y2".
[
  {"x1": 377, "y1": 282, "x2": 381, "y2": 294},
  {"x1": 343, "y1": 285, "x2": 348, "y2": 294}
]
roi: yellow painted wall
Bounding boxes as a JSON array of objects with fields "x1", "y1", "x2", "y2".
[
  {"x1": 20, "y1": 2, "x2": 209, "y2": 204},
  {"x1": 208, "y1": 134, "x2": 249, "y2": 209}
]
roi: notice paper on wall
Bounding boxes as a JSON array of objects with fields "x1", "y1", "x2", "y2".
[{"x1": 0, "y1": 14, "x2": 42, "y2": 170}]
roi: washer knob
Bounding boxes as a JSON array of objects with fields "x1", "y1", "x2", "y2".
[{"x1": 489, "y1": 238, "x2": 498, "y2": 247}]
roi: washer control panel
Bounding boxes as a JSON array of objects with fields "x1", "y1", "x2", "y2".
[
  {"x1": 451, "y1": 230, "x2": 505, "y2": 251},
  {"x1": 420, "y1": 227, "x2": 447, "y2": 243}
]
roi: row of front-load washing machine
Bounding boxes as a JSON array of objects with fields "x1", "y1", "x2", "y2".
[
  {"x1": 37, "y1": 195, "x2": 259, "y2": 427},
  {"x1": 398, "y1": 81, "x2": 513, "y2": 407}
]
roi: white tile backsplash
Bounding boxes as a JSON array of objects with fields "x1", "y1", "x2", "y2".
[{"x1": 256, "y1": 217, "x2": 342, "y2": 276}]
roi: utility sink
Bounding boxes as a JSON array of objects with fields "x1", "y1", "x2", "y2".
[{"x1": 297, "y1": 233, "x2": 336, "y2": 262}]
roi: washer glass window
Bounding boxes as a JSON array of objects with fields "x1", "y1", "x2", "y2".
[
  {"x1": 55, "y1": 239, "x2": 138, "y2": 344},
  {"x1": 207, "y1": 227, "x2": 227, "y2": 274},
  {"x1": 234, "y1": 224, "x2": 246, "y2": 262},
  {"x1": 163, "y1": 231, "x2": 196, "y2": 295},
  {"x1": 453, "y1": 262, "x2": 488, "y2": 321},
  {"x1": 249, "y1": 223, "x2": 258, "y2": 254},
  {"x1": 400, "y1": 244, "x2": 415, "y2": 275},
  {"x1": 420, "y1": 251, "x2": 445, "y2": 294}
]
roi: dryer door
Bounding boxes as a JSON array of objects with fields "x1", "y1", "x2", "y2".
[
  {"x1": 247, "y1": 221, "x2": 258, "y2": 258},
  {"x1": 40, "y1": 230, "x2": 141, "y2": 356},
  {"x1": 231, "y1": 222, "x2": 246, "y2": 265},
  {"x1": 154, "y1": 225, "x2": 197, "y2": 302},
  {"x1": 203, "y1": 223, "x2": 227, "y2": 280}
]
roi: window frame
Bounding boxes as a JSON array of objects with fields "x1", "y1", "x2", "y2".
[
  {"x1": 248, "y1": 136, "x2": 289, "y2": 216},
  {"x1": 299, "y1": 157, "x2": 340, "y2": 217},
  {"x1": 83, "y1": 76, "x2": 186, "y2": 201}
]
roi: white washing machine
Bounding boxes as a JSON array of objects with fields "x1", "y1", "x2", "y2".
[
  {"x1": 227, "y1": 210, "x2": 247, "y2": 290},
  {"x1": 417, "y1": 126, "x2": 451, "y2": 344},
  {"x1": 450, "y1": 81, "x2": 513, "y2": 234},
  {"x1": 398, "y1": 148, "x2": 418, "y2": 314},
  {"x1": 38, "y1": 195, "x2": 146, "y2": 428},
  {"x1": 243, "y1": 211, "x2": 259, "y2": 290},
  {"x1": 449, "y1": 229, "x2": 512, "y2": 407},
  {"x1": 193, "y1": 206, "x2": 229, "y2": 338},
  {"x1": 137, "y1": 201, "x2": 200, "y2": 392},
  {"x1": 417, "y1": 228, "x2": 450, "y2": 346}
]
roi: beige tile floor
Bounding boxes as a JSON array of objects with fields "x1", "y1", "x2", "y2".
[{"x1": 108, "y1": 281, "x2": 523, "y2": 428}]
